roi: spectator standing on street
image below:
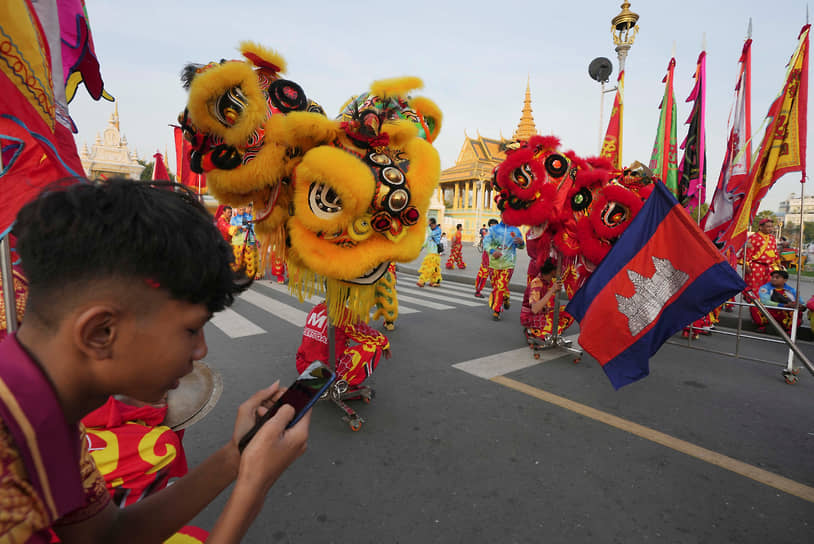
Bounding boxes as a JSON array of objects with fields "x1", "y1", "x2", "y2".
[
  {"x1": 439, "y1": 232, "x2": 449, "y2": 254},
  {"x1": 214, "y1": 205, "x2": 233, "y2": 242},
  {"x1": 417, "y1": 217, "x2": 443, "y2": 287},
  {"x1": 474, "y1": 219, "x2": 498, "y2": 298},
  {"x1": 744, "y1": 218, "x2": 782, "y2": 331},
  {"x1": 445, "y1": 223, "x2": 467, "y2": 269},
  {"x1": 484, "y1": 219, "x2": 525, "y2": 320}
]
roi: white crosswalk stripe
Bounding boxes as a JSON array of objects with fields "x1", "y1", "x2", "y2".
[
  {"x1": 397, "y1": 285, "x2": 483, "y2": 307},
  {"x1": 239, "y1": 288, "x2": 308, "y2": 327},
  {"x1": 210, "y1": 308, "x2": 266, "y2": 338},
  {"x1": 208, "y1": 275, "x2": 496, "y2": 339}
]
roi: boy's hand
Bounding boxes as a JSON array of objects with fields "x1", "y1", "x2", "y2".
[
  {"x1": 231, "y1": 382, "x2": 283, "y2": 453},
  {"x1": 237, "y1": 403, "x2": 310, "y2": 494},
  {"x1": 229, "y1": 382, "x2": 310, "y2": 493}
]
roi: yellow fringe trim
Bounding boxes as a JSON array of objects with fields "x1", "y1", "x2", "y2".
[
  {"x1": 256, "y1": 225, "x2": 287, "y2": 277},
  {"x1": 287, "y1": 262, "x2": 376, "y2": 326}
]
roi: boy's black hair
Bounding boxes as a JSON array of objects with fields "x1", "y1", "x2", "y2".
[
  {"x1": 488, "y1": 218, "x2": 499, "y2": 226},
  {"x1": 770, "y1": 269, "x2": 789, "y2": 280},
  {"x1": 539, "y1": 258, "x2": 556, "y2": 275},
  {"x1": 13, "y1": 179, "x2": 250, "y2": 321},
  {"x1": 456, "y1": 223, "x2": 462, "y2": 229}
]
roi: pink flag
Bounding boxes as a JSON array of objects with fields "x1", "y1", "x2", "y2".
[{"x1": 701, "y1": 39, "x2": 752, "y2": 250}]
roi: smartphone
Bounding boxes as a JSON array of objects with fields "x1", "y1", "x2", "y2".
[{"x1": 238, "y1": 361, "x2": 335, "y2": 453}]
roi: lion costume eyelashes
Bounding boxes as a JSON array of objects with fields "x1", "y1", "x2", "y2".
[{"x1": 180, "y1": 43, "x2": 442, "y2": 325}]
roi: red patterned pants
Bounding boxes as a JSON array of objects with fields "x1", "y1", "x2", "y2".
[
  {"x1": 475, "y1": 251, "x2": 490, "y2": 294},
  {"x1": 745, "y1": 262, "x2": 773, "y2": 326},
  {"x1": 489, "y1": 268, "x2": 514, "y2": 313},
  {"x1": 446, "y1": 243, "x2": 466, "y2": 269}
]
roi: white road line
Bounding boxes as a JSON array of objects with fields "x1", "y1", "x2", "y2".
[
  {"x1": 452, "y1": 335, "x2": 580, "y2": 379},
  {"x1": 395, "y1": 293, "x2": 454, "y2": 310},
  {"x1": 397, "y1": 285, "x2": 484, "y2": 306},
  {"x1": 209, "y1": 308, "x2": 266, "y2": 338},
  {"x1": 399, "y1": 272, "x2": 475, "y2": 291},
  {"x1": 239, "y1": 289, "x2": 308, "y2": 327}
]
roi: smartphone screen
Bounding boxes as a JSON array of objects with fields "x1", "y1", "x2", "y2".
[
  {"x1": 238, "y1": 361, "x2": 335, "y2": 452},
  {"x1": 274, "y1": 361, "x2": 335, "y2": 427}
]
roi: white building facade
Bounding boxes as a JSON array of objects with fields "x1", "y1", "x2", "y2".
[{"x1": 777, "y1": 192, "x2": 814, "y2": 225}]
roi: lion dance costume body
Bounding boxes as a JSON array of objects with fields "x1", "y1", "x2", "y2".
[
  {"x1": 179, "y1": 44, "x2": 441, "y2": 430},
  {"x1": 491, "y1": 135, "x2": 655, "y2": 349}
]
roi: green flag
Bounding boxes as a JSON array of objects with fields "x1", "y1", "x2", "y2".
[{"x1": 649, "y1": 58, "x2": 679, "y2": 194}]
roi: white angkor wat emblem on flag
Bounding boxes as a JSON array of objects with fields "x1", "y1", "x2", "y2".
[{"x1": 615, "y1": 257, "x2": 690, "y2": 336}]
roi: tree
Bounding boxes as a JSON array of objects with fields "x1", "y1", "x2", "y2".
[
  {"x1": 804, "y1": 222, "x2": 814, "y2": 244},
  {"x1": 751, "y1": 210, "x2": 777, "y2": 231},
  {"x1": 138, "y1": 159, "x2": 153, "y2": 181},
  {"x1": 685, "y1": 202, "x2": 709, "y2": 223},
  {"x1": 137, "y1": 159, "x2": 175, "y2": 182}
]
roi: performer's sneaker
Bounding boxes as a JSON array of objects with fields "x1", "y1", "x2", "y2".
[
  {"x1": 492, "y1": 311, "x2": 501, "y2": 321},
  {"x1": 383, "y1": 321, "x2": 395, "y2": 331},
  {"x1": 474, "y1": 292, "x2": 485, "y2": 298},
  {"x1": 503, "y1": 299, "x2": 511, "y2": 310},
  {"x1": 416, "y1": 282, "x2": 424, "y2": 288},
  {"x1": 431, "y1": 283, "x2": 441, "y2": 288}
]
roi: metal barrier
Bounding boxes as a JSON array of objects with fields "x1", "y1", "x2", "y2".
[{"x1": 666, "y1": 291, "x2": 813, "y2": 385}]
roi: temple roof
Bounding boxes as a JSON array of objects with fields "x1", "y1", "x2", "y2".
[{"x1": 440, "y1": 80, "x2": 538, "y2": 184}]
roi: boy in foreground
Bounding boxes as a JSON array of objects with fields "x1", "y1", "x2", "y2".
[{"x1": 0, "y1": 179, "x2": 310, "y2": 543}]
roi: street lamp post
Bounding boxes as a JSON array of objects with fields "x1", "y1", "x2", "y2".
[{"x1": 611, "y1": 1, "x2": 640, "y2": 167}]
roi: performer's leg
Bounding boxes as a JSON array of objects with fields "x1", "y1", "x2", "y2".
[
  {"x1": 417, "y1": 254, "x2": 435, "y2": 286},
  {"x1": 488, "y1": 269, "x2": 503, "y2": 318},
  {"x1": 503, "y1": 266, "x2": 515, "y2": 309},
  {"x1": 431, "y1": 254, "x2": 442, "y2": 286}
]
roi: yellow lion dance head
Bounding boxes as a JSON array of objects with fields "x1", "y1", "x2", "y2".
[{"x1": 180, "y1": 44, "x2": 442, "y2": 324}]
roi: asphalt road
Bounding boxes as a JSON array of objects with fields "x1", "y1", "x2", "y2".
[{"x1": 182, "y1": 266, "x2": 814, "y2": 543}]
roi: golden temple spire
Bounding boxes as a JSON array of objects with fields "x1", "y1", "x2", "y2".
[
  {"x1": 513, "y1": 77, "x2": 537, "y2": 141},
  {"x1": 111, "y1": 100, "x2": 120, "y2": 131}
]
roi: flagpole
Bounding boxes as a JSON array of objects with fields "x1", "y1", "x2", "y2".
[
  {"x1": 788, "y1": 12, "x2": 810, "y2": 375},
  {"x1": 0, "y1": 147, "x2": 16, "y2": 335},
  {"x1": 599, "y1": 80, "x2": 606, "y2": 153}
]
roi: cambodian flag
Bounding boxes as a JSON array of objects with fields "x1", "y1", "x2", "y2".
[{"x1": 566, "y1": 181, "x2": 745, "y2": 389}]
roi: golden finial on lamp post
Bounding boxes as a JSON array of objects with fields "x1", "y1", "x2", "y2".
[
  {"x1": 610, "y1": 1, "x2": 639, "y2": 168},
  {"x1": 612, "y1": 1, "x2": 639, "y2": 72}
]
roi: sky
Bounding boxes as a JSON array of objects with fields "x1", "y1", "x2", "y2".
[{"x1": 69, "y1": 0, "x2": 813, "y2": 214}]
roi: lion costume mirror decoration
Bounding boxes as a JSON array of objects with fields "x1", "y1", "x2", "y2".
[{"x1": 178, "y1": 42, "x2": 442, "y2": 327}]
